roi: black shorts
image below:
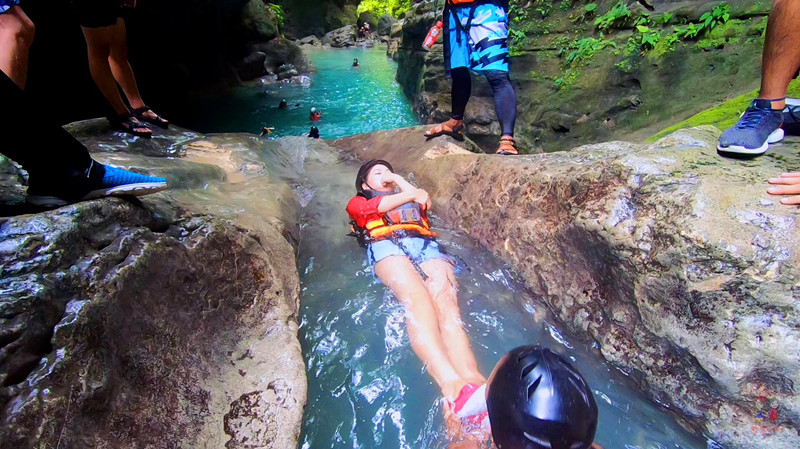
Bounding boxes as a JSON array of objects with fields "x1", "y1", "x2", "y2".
[{"x1": 71, "y1": 0, "x2": 124, "y2": 28}]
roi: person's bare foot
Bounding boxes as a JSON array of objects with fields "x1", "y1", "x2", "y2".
[{"x1": 767, "y1": 172, "x2": 800, "y2": 204}]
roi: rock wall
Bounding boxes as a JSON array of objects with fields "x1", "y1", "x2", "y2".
[
  {"x1": 0, "y1": 122, "x2": 307, "y2": 448},
  {"x1": 395, "y1": 0, "x2": 769, "y2": 153},
  {"x1": 332, "y1": 126, "x2": 800, "y2": 449}
]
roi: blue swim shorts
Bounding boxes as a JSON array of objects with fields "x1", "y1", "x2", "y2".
[
  {"x1": 367, "y1": 237, "x2": 446, "y2": 266},
  {"x1": 0, "y1": 0, "x2": 20, "y2": 15},
  {"x1": 447, "y1": 3, "x2": 510, "y2": 73}
]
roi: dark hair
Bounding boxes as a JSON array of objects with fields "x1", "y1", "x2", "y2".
[
  {"x1": 355, "y1": 159, "x2": 393, "y2": 198},
  {"x1": 486, "y1": 346, "x2": 598, "y2": 449}
]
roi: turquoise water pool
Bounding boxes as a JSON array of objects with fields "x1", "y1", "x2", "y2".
[{"x1": 179, "y1": 48, "x2": 418, "y2": 140}]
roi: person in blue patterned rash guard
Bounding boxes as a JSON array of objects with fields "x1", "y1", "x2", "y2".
[{"x1": 424, "y1": 0, "x2": 519, "y2": 155}]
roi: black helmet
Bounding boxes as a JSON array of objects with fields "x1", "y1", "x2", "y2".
[
  {"x1": 355, "y1": 159, "x2": 393, "y2": 198},
  {"x1": 486, "y1": 345, "x2": 598, "y2": 449}
]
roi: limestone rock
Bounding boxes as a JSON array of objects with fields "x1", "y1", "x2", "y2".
[
  {"x1": 249, "y1": 38, "x2": 313, "y2": 76},
  {"x1": 236, "y1": 51, "x2": 267, "y2": 81},
  {"x1": 240, "y1": 0, "x2": 280, "y2": 41},
  {"x1": 377, "y1": 14, "x2": 397, "y2": 36},
  {"x1": 332, "y1": 125, "x2": 800, "y2": 449},
  {"x1": 0, "y1": 121, "x2": 306, "y2": 449},
  {"x1": 322, "y1": 25, "x2": 356, "y2": 48},
  {"x1": 297, "y1": 35, "x2": 322, "y2": 47}
]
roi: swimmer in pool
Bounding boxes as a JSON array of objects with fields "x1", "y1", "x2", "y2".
[{"x1": 346, "y1": 159, "x2": 489, "y2": 425}]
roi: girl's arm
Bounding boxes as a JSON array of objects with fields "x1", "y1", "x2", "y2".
[{"x1": 376, "y1": 173, "x2": 431, "y2": 212}]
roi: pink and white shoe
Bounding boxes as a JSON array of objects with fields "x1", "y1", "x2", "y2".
[{"x1": 448, "y1": 383, "x2": 490, "y2": 429}]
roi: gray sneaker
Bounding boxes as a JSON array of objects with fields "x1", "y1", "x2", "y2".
[{"x1": 718, "y1": 99, "x2": 784, "y2": 156}]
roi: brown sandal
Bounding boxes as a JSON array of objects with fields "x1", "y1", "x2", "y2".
[
  {"x1": 496, "y1": 136, "x2": 518, "y2": 155},
  {"x1": 424, "y1": 119, "x2": 465, "y2": 141}
]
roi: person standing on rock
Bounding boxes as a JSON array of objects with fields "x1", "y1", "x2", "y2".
[
  {"x1": 0, "y1": 0, "x2": 167, "y2": 207},
  {"x1": 346, "y1": 160, "x2": 490, "y2": 430},
  {"x1": 717, "y1": 0, "x2": 800, "y2": 156},
  {"x1": 424, "y1": 0, "x2": 519, "y2": 155},
  {"x1": 72, "y1": 0, "x2": 169, "y2": 138}
]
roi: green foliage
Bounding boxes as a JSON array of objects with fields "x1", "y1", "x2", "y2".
[
  {"x1": 561, "y1": 37, "x2": 617, "y2": 65},
  {"x1": 554, "y1": 68, "x2": 578, "y2": 90},
  {"x1": 594, "y1": 1, "x2": 631, "y2": 31},
  {"x1": 573, "y1": 3, "x2": 597, "y2": 23},
  {"x1": 535, "y1": 0, "x2": 554, "y2": 19},
  {"x1": 660, "y1": 12, "x2": 673, "y2": 25},
  {"x1": 699, "y1": 2, "x2": 730, "y2": 31},
  {"x1": 509, "y1": 28, "x2": 528, "y2": 56},
  {"x1": 268, "y1": 3, "x2": 284, "y2": 30},
  {"x1": 356, "y1": 0, "x2": 412, "y2": 19},
  {"x1": 509, "y1": 0, "x2": 529, "y2": 22}
]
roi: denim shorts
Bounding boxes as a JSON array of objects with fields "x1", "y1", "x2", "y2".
[
  {"x1": 0, "y1": 0, "x2": 20, "y2": 15},
  {"x1": 367, "y1": 237, "x2": 445, "y2": 266}
]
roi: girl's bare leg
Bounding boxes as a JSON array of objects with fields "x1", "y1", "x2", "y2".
[
  {"x1": 374, "y1": 255, "x2": 465, "y2": 399},
  {"x1": 421, "y1": 258, "x2": 485, "y2": 384}
]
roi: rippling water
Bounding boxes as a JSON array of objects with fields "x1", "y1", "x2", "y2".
[{"x1": 178, "y1": 48, "x2": 419, "y2": 139}]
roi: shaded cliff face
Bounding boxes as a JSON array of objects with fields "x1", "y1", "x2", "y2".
[
  {"x1": 22, "y1": 0, "x2": 311, "y2": 128},
  {"x1": 395, "y1": 0, "x2": 768, "y2": 152},
  {"x1": 332, "y1": 126, "x2": 800, "y2": 449},
  {"x1": 0, "y1": 122, "x2": 307, "y2": 448}
]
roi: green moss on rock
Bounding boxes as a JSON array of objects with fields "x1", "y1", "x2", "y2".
[{"x1": 648, "y1": 79, "x2": 800, "y2": 141}]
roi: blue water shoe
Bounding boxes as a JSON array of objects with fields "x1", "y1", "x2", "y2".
[
  {"x1": 27, "y1": 162, "x2": 167, "y2": 207},
  {"x1": 718, "y1": 99, "x2": 784, "y2": 156}
]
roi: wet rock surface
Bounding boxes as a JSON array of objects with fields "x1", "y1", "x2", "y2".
[
  {"x1": 332, "y1": 126, "x2": 800, "y2": 449},
  {"x1": 322, "y1": 25, "x2": 357, "y2": 48},
  {"x1": 0, "y1": 121, "x2": 306, "y2": 448}
]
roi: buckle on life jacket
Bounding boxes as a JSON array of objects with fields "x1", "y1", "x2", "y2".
[{"x1": 384, "y1": 207, "x2": 422, "y2": 225}]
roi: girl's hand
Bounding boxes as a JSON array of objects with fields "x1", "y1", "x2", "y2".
[
  {"x1": 381, "y1": 172, "x2": 401, "y2": 187},
  {"x1": 415, "y1": 189, "x2": 431, "y2": 210}
]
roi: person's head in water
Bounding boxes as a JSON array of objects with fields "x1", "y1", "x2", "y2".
[
  {"x1": 308, "y1": 126, "x2": 320, "y2": 139},
  {"x1": 278, "y1": 99, "x2": 287, "y2": 109},
  {"x1": 355, "y1": 159, "x2": 394, "y2": 198},
  {"x1": 353, "y1": 58, "x2": 359, "y2": 67},
  {"x1": 486, "y1": 345, "x2": 599, "y2": 449}
]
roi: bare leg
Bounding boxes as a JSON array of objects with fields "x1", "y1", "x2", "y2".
[
  {"x1": 420, "y1": 258, "x2": 485, "y2": 384},
  {"x1": 374, "y1": 255, "x2": 465, "y2": 399},
  {"x1": 107, "y1": 18, "x2": 143, "y2": 109},
  {"x1": 82, "y1": 24, "x2": 130, "y2": 116},
  {"x1": 759, "y1": 0, "x2": 800, "y2": 110},
  {"x1": 0, "y1": 6, "x2": 35, "y2": 89}
]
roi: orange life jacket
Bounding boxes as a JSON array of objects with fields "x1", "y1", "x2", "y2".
[{"x1": 363, "y1": 203, "x2": 437, "y2": 241}]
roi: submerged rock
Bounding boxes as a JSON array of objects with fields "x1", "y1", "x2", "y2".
[
  {"x1": 0, "y1": 121, "x2": 306, "y2": 448},
  {"x1": 332, "y1": 125, "x2": 800, "y2": 449}
]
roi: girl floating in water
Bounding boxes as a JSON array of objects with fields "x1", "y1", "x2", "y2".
[{"x1": 346, "y1": 160, "x2": 489, "y2": 426}]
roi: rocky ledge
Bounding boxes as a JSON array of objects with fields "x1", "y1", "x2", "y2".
[
  {"x1": 0, "y1": 121, "x2": 307, "y2": 448},
  {"x1": 332, "y1": 126, "x2": 800, "y2": 449}
]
